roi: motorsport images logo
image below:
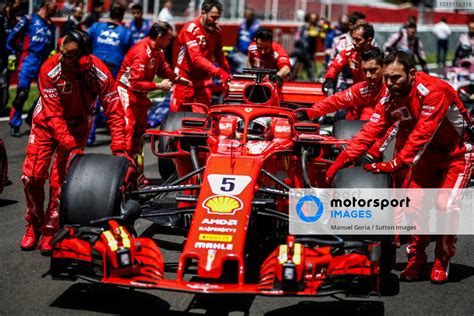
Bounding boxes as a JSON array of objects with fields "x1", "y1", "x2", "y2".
[
  {"x1": 290, "y1": 189, "x2": 420, "y2": 235},
  {"x1": 294, "y1": 191, "x2": 409, "y2": 222},
  {"x1": 296, "y1": 195, "x2": 324, "y2": 222}
]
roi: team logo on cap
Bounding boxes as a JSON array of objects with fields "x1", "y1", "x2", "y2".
[{"x1": 203, "y1": 195, "x2": 243, "y2": 215}]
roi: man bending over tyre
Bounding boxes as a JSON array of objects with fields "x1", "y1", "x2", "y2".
[
  {"x1": 325, "y1": 51, "x2": 474, "y2": 284},
  {"x1": 20, "y1": 30, "x2": 127, "y2": 255}
]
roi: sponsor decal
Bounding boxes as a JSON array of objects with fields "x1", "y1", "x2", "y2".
[
  {"x1": 197, "y1": 35, "x2": 206, "y2": 46},
  {"x1": 206, "y1": 249, "x2": 216, "y2": 271},
  {"x1": 201, "y1": 218, "x2": 238, "y2": 226},
  {"x1": 417, "y1": 83, "x2": 430, "y2": 96},
  {"x1": 194, "y1": 242, "x2": 233, "y2": 250},
  {"x1": 246, "y1": 142, "x2": 269, "y2": 154},
  {"x1": 198, "y1": 226, "x2": 237, "y2": 233},
  {"x1": 203, "y1": 195, "x2": 243, "y2": 215},
  {"x1": 186, "y1": 283, "x2": 224, "y2": 290},
  {"x1": 92, "y1": 65, "x2": 108, "y2": 82},
  {"x1": 421, "y1": 105, "x2": 435, "y2": 117},
  {"x1": 43, "y1": 88, "x2": 58, "y2": 98},
  {"x1": 370, "y1": 113, "x2": 381, "y2": 123},
  {"x1": 349, "y1": 59, "x2": 359, "y2": 70},
  {"x1": 391, "y1": 107, "x2": 412, "y2": 121},
  {"x1": 359, "y1": 86, "x2": 369, "y2": 95},
  {"x1": 186, "y1": 40, "x2": 198, "y2": 48},
  {"x1": 344, "y1": 89, "x2": 354, "y2": 102},
  {"x1": 33, "y1": 99, "x2": 42, "y2": 119},
  {"x1": 47, "y1": 64, "x2": 61, "y2": 78},
  {"x1": 198, "y1": 234, "x2": 233, "y2": 242},
  {"x1": 187, "y1": 22, "x2": 196, "y2": 33},
  {"x1": 223, "y1": 175, "x2": 247, "y2": 193},
  {"x1": 380, "y1": 96, "x2": 390, "y2": 105}
]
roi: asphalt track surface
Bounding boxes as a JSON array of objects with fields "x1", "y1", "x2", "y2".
[{"x1": 0, "y1": 121, "x2": 473, "y2": 315}]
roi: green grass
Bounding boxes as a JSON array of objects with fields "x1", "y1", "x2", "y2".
[
  {"x1": 425, "y1": 52, "x2": 455, "y2": 65},
  {"x1": 5, "y1": 84, "x2": 40, "y2": 113}
]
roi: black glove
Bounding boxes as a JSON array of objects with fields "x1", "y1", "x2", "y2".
[
  {"x1": 294, "y1": 109, "x2": 310, "y2": 121},
  {"x1": 358, "y1": 153, "x2": 378, "y2": 165},
  {"x1": 322, "y1": 78, "x2": 335, "y2": 96},
  {"x1": 270, "y1": 74, "x2": 283, "y2": 87}
]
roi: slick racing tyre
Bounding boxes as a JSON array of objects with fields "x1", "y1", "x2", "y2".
[
  {"x1": 333, "y1": 119, "x2": 395, "y2": 161},
  {"x1": 332, "y1": 166, "x2": 398, "y2": 295},
  {"x1": 60, "y1": 154, "x2": 134, "y2": 226},
  {"x1": 158, "y1": 111, "x2": 206, "y2": 180},
  {"x1": 332, "y1": 119, "x2": 367, "y2": 140}
]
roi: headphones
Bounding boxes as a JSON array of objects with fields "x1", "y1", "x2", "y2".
[{"x1": 65, "y1": 30, "x2": 92, "y2": 72}]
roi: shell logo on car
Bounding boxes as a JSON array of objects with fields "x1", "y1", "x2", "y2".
[{"x1": 203, "y1": 195, "x2": 243, "y2": 215}]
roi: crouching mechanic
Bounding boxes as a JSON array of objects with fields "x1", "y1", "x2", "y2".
[
  {"x1": 117, "y1": 22, "x2": 191, "y2": 156},
  {"x1": 295, "y1": 47, "x2": 385, "y2": 121},
  {"x1": 20, "y1": 30, "x2": 127, "y2": 254},
  {"x1": 326, "y1": 51, "x2": 473, "y2": 283},
  {"x1": 247, "y1": 27, "x2": 291, "y2": 87},
  {"x1": 171, "y1": 0, "x2": 231, "y2": 112}
]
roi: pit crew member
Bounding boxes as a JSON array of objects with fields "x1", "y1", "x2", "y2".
[
  {"x1": 296, "y1": 47, "x2": 385, "y2": 121},
  {"x1": 170, "y1": 0, "x2": 230, "y2": 112},
  {"x1": 117, "y1": 22, "x2": 191, "y2": 156},
  {"x1": 20, "y1": 30, "x2": 126, "y2": 254},
  {"x1": 323, "y1": 23, "x2": 374, "y2": 95},
  {"x1": 247, "y1": 27, "x2": 291, "y2": 87},
  {"x1": 326, "y1": 51, "x2": 473, "y2": 284}
]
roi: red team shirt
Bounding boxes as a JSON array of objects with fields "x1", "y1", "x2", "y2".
[
  {"x1": 117, "y1": 37, "x2": 176, "y2": 96},
  {"x1": 175, "y1": 17, "x2": 230, "y2": 82},
  {"x1": 325, "y1": 48, "x2": 365, "y2": 84},
  {"x1": 247, "y1": 41, "x2": 291, "y2": 71},
  {"x1": 345, "y1": 72, "x2": 469, "y2": 165},
  {"x1": 35, "y1": 54, "x2": 126, "y2": 153},
  {"x1": 308, "y1": 81, "x2": 385, "y2": 120}
]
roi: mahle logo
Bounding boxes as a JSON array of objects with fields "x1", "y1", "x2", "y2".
[{"x1": 296, "y1": 195, "x2": 324, "y2": 222}]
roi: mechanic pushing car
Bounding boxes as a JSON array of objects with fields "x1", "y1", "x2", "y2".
[
  {"x1": 20, "y1": 30, "x2": 127, "y2": 255},
  {"x1": 323, "y1": 23, "x2": 375, "y2": 95},
  {"x1": 170, "y1": 0, "x2": 231, "y2": 112},
  {"x1": 117, "y1": 22, "x2": 192, "y2": 157},
  {"x1": 247, "y1": 27, "x2": 291, "y2": 87},
  {"x1": 295, "y1": 47, "x2": 384, "y2": 121},
  {"x1": 327, "y1": 51, "x2": 474, "y2": 284}
]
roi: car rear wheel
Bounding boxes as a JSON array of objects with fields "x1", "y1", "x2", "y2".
[
  {"x1": 158, "y1": 111, "x2": 206, "y2": 180},
  {"x1": 60, "y1": 154, "x2": 134, "y2": 226}
]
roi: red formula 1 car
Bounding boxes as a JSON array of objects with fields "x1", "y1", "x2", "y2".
[{"x1": 51, "y1": 69, "x2": 397, "y2": 297}]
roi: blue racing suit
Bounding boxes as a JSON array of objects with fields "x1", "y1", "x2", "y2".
[
  {"x1": 236, "y1": 19, "x2": 260, "y2": 54},
  {"x1": 87, "y1": 21, "x2": 131, "y2": 77},
  {"x1": 87, "y1": 21, "x2": 131, "y2": 145},
  {"x1": 7, "y1": 13, "x2": 55, "y2": 128},
  {"x1": 129, "y1": 18, "x2": 150, "y2": 46}
]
